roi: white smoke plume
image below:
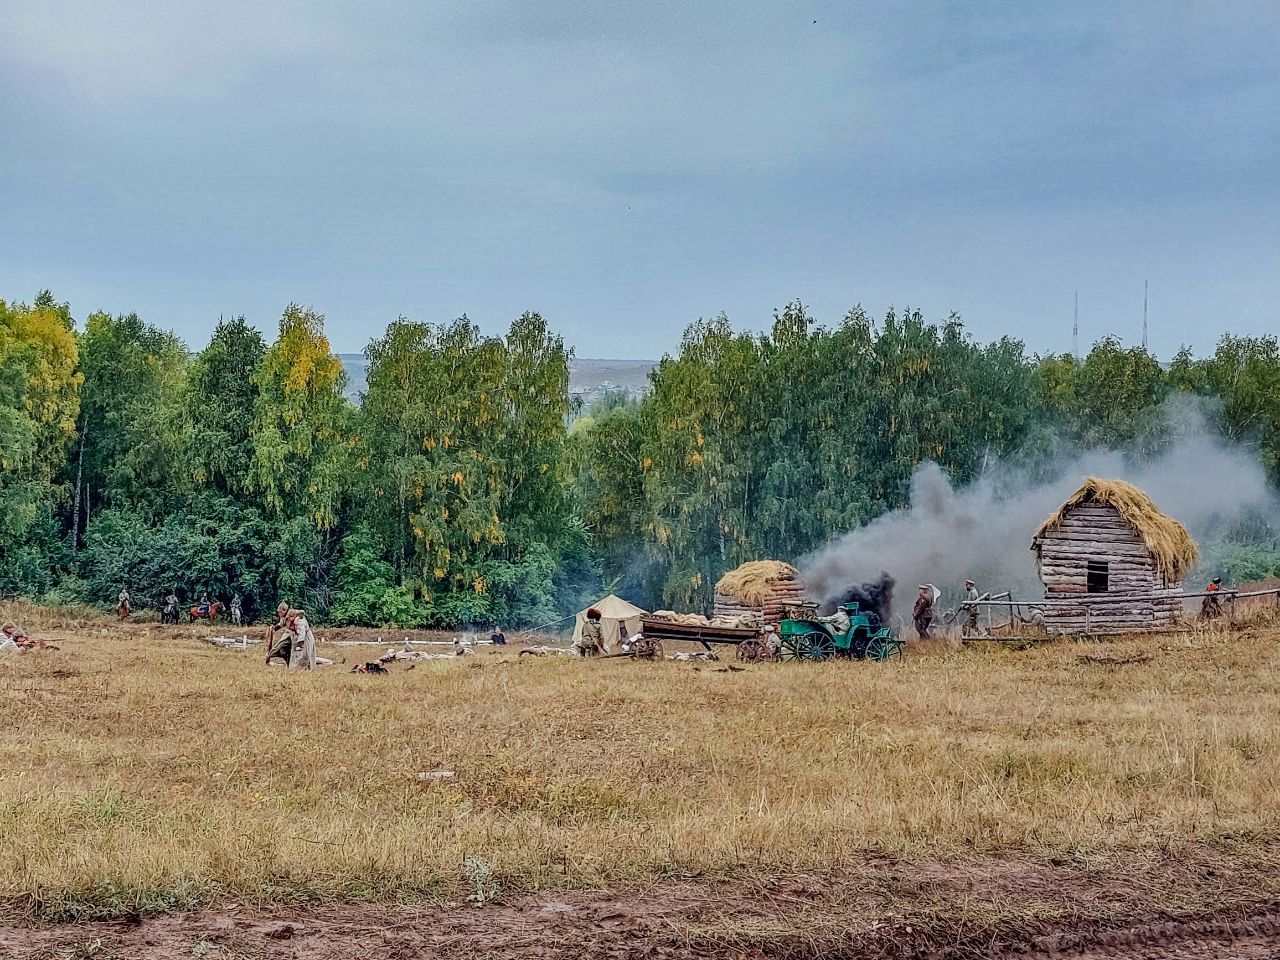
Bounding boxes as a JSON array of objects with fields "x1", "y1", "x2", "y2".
[{"x1": 800, "y1": 399, "x2": 1279, "y2": 616}]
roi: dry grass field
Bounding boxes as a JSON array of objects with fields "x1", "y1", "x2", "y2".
[{"x1": 3, "y1": 604, "x2": 1280, "y2": 957}]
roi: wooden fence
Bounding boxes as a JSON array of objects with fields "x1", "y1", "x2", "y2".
[{"x1": 956, "y1": 586, "x2": 1280, "y2": 641}]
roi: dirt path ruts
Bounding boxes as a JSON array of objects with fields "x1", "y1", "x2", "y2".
[{"x1": 4, "y1": 875, "x2": 1280, "y2": 960}]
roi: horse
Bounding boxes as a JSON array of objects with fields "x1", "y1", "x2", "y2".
[
  {"x1": 116, "y1": 602, "x2": 130, "y2": 622},
  {"x1": 188, "y1": 601, "x2": 223, "y2": 623},
  {"x1": 161, "y1": 602, "x2": 179, "y2": 625}
]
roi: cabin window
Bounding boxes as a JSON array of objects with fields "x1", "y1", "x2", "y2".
[{"x1": 1087, "y1": 560, "x2": 1109, "y2": 594}]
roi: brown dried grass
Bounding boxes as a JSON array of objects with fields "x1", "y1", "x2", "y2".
[
  {"x1": 1034, "y1": 476, "x2": 1199, "y2": 582},
  {"x1": 2, "y1": 611, "x2": 1279, "y2": 921}
]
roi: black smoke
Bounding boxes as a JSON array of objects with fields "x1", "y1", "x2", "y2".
[{"x1": 821, "y1": 572, "x2": 895, "y2": 626}]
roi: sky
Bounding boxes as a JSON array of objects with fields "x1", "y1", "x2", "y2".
[{"x1": 2, "y1": 1, "x2": 1277, "y2": 359}]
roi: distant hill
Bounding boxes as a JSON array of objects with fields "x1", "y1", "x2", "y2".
[{"x1": 338, "y1": 354, "x2": 654, "y2": 403}]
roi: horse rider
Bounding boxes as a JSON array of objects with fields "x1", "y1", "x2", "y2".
[
  {"x1": 117, "y1": 588, "x2": 131, "y2": 616},
  {"x1": 230, "y1": 593, "x2": 243, "y2": 626},
  {"x1": 574, "y1": 608, "x2": 605, "y2": 657},
  {"x1": 198, "y1": 592, "x2": 211, "y2": 617}
]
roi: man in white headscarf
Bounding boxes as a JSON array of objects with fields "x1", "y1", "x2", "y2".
[{"x1": 914, "y1": 584, "x2": 939, "y2": 639}]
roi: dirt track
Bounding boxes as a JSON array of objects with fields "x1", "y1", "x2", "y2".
[{"x1": 5, "y1": 851, "x2": 1280, "y2": 959}]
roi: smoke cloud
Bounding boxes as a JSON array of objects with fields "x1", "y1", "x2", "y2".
[
  {"x1": 800, "y1": 398, "x2": 1279, "y2": 620},
  {"x1": 822, "y1": 573, "x2": 895, "y2": 623}
]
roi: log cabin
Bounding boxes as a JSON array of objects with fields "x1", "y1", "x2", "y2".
[{"x1": 1031, "y1": 477, "x2": 1198, "y2": 635}]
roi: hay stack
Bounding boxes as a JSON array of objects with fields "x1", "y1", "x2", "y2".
[{"x1": 714, "y1": 560, "x2": 810, "y2": 626}]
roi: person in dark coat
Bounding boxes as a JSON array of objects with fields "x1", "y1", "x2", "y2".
[{"x1": 913, "y1": 584, "x2": 937, "y2": 639}]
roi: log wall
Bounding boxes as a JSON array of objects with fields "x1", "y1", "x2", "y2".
[{"x1": 1034, "y1": 504, "x2": 1183, "y2": 634}]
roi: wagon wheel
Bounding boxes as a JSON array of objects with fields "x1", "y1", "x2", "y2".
[
  {"x1": 865, "y1": 634, "x2": 903, "y2": 662},
  {"x1": 804, "y1": 631, "x2": 835, "y2": 662},
  {"x1": 778, "y1": 634, "x2": 810, "y2": 662},
  {"x1": 633, "y1": 637, "x2": 663, "y2": 660},
  {"x1": 736, "y1": 639, "x2": 765, "y2": 662}
]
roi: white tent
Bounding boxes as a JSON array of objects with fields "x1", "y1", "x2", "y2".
[{"x1": 572, "y1": 594, "x2": 647, "y2": 653}]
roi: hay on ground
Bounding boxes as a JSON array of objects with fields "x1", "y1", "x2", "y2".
[
  {"x1": 1033, "y1": 477, "x2": 1198, "y2": 582},
  {"x1": 715, "y1": 560, "x2": 799, "y2": 607}
]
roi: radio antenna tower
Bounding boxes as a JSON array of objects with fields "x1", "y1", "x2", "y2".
[
  {"x1": 1073, "y1": 291, "x2": 1079, "y2": 360},
  {"x1": 1142, "y1": 280, "x2": 1149, "y2": 351}
]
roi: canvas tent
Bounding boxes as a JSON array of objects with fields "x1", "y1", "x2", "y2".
[{"x1": 572, "y1": 594, "x2": 647, "y2": 653}]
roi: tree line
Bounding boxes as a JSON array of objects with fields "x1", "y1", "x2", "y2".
[{"x1": 3, "y1": 292, "x2": 1279, "y2": 623}]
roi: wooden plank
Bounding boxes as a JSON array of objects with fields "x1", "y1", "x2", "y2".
[
  {"x1": 1054, "y1": 520, "x2": 1136, "y2": 535},
  {"x1": 1038, "y1": 539, "x2": 1152, "y2": 555},
  {"x1": 1039, "y1": 537, "x2": 1152, "y2": 552}
]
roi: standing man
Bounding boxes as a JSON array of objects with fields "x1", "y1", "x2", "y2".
[
  {"x1": 575, "y1": 608, "x2": 605, "y2": 657},
  {"x1": 914, "y1": 585, "x2": 938, "y2": 639},
  {"x1": 962, "y1": 579, "x2": 981, "y2": 635},
  {"x1": 163, "y1": 591, "x2": 179, "y2": 624},
  {"x1": 1202, "y1": 577, "x2": 1223, "y2": 620},
  {"x1": 289, "y1": 607, "x2": 317, "y2": 670},
  {"x1": 230, "y1": 593, "x2": 243, "y2": 627}
]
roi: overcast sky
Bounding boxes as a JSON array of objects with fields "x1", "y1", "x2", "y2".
[{"x1": 2, "y1": 1, "x2": 1277, "y2": 359}]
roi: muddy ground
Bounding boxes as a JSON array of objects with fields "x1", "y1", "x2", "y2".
[{"x1": 5, "y1": 845, "x2": 1280, "y2": 959}]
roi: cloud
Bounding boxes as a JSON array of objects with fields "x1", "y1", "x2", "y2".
[
  {"x1": 0, "y1": 1, "x2": 1276, "y2": 357},
  {"x1": 1, "y1": 0, "x2": 352, "y2": 100}
]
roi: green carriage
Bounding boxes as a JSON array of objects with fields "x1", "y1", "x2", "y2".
[{"x1": 778, "y1": 602, "x2": 904, "y2": 662}]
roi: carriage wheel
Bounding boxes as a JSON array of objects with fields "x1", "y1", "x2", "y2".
[
  {"x1": 804, "y1": 632, "x2": 836, "y2": 662},
  {"x1": 736, "y1": 639, "x2": 764, "y2": 662},
  {"x1": 647, "y1": 639, "x2": 664, "y2": 661},
  {"x1": 865, "y1": 635, "x2": 903, "y2": 662},
  {"x1": 778, "y1": 635, "x2": 809, "y2": 661}
]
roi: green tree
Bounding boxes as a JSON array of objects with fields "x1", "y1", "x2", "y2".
[
  {"x1": 180, "y1": 317, "x2": 266, "y2": 497},
  {"x1": 250, "y1": 304, "x2": 350, "y2": 529},
  {"x1": 74, "y1": 310, "x2": 188, "y2": 526},
  {"x1": 1033, "y1": 338, "x2": 1168, "y2": 451},
  {"x1": 1189, "y1": 335, "x2": 1280, "y2": 479},
  {"x1": 0, "y1": 295, "x2": 82, "y2": 592}
]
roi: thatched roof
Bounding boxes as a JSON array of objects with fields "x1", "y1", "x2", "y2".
[
  {"x1": 1033, "y1": 477, "x2": 1198, "y2": 582},
  {"x1": 715, "y1": 560, "x2": 798, "y2": 606}
]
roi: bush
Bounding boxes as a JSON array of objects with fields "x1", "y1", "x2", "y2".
[
  {"x1": 330, "y1": 527, "x2": 427, "y2": 627},
  {"x1": 77, "y1": 496, "x2": 276, "y2": 616}
]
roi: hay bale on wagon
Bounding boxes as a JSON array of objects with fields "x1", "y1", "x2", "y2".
[{"x1": 713, "y1": 560, "x2": 811, "y2": 626}]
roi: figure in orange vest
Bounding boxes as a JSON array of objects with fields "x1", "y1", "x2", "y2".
[{"x1": 1202, "y1": 577, "x2": 1223, "y2": 620}]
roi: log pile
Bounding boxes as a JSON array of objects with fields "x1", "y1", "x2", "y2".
[{"x1": 713, "y1": 560, "x2": 811, "y2": 627}]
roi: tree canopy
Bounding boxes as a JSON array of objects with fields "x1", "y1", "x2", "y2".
[{"x1": 3, "y1": 289, "x2": 1280, "y2": 622}]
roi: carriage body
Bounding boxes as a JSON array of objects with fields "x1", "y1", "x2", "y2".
[{"x1": 778, "y1": 602, "x2": 903, "y2": 662}]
